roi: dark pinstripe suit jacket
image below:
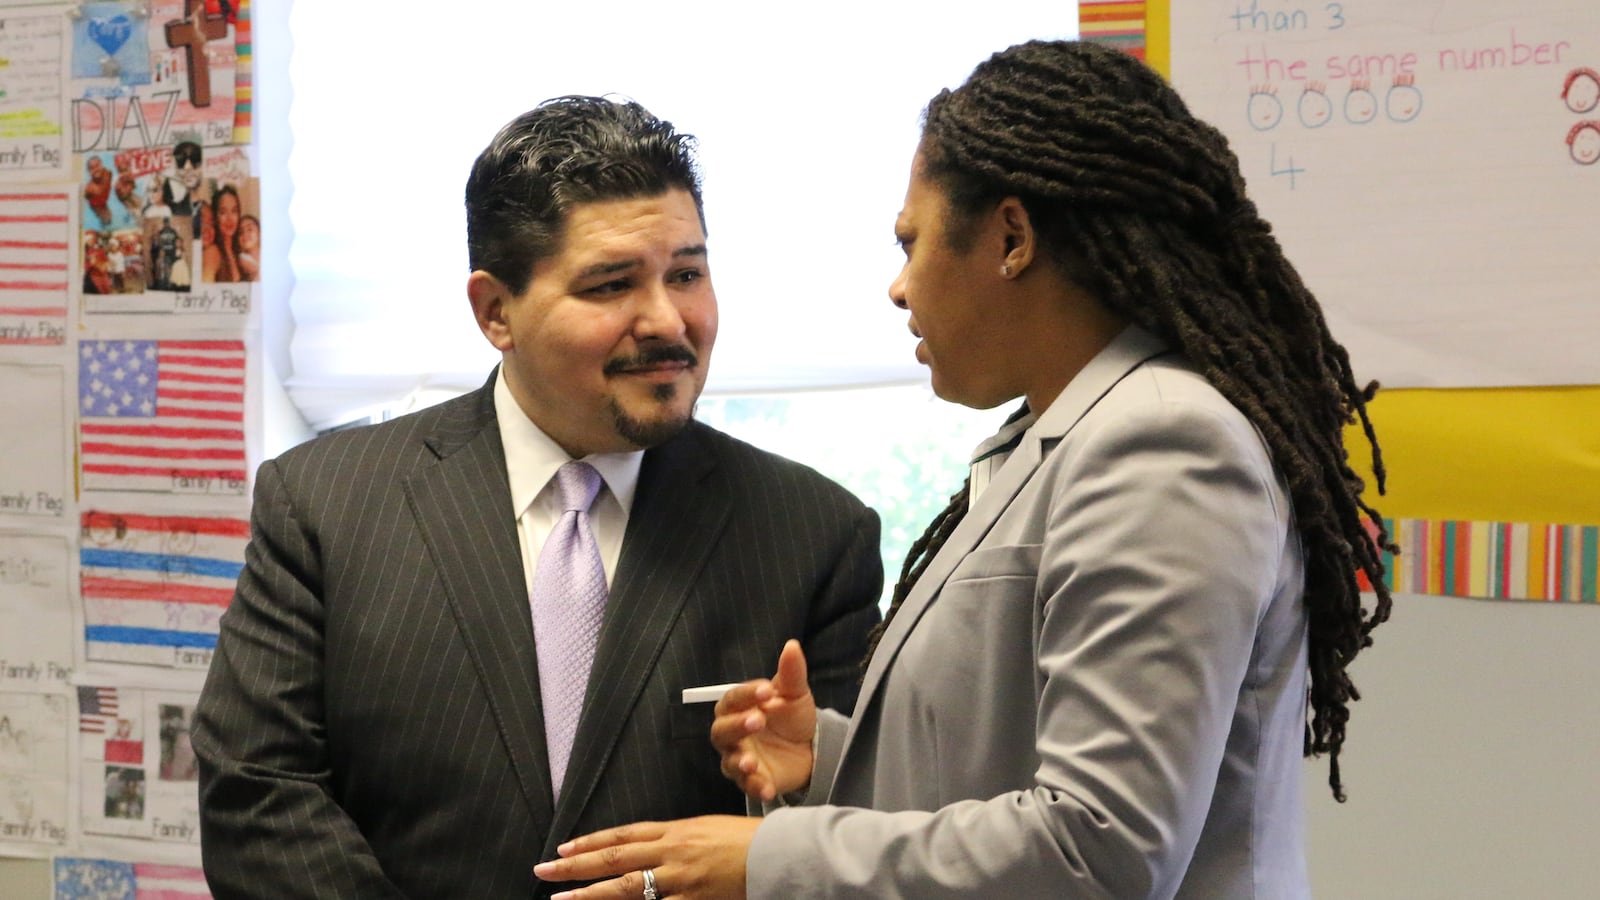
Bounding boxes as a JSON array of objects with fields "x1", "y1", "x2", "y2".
[{"x1": 192, "y1": 377, "x2": 883, "y2": 899}]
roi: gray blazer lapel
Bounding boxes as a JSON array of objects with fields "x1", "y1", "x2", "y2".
[
  {"x1": 543, "y1": 425, "x2": 727, "y2": 851},
  {"x1": 837, "y1": 326, "x2": 1172, "y2": 776},
  {"x1": 840, "y1": 435, "x2": 1041, "y2": 762},
  {"x1": 405, "y1": 379, "x2": 557, "y2": 838}
]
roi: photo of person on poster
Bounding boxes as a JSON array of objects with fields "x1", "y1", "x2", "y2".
[
  {"x1": 234, "y1": 213, "x2": 260, "y2": 282},
  {"x1": 200, "y1": 179, "x2": 259, "y2": 283},
  {"x1": 165, "y1": 140, "x2": 204, "y2": 222},
  {"x1": 84, "y1": 154, "x2": 114, "y2": 228},
  {"x1": 148, "y1": 215, "x2": 190, "y2": 292}
]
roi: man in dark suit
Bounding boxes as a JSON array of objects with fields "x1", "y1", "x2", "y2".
[{"x1": 192, "y1": 96, "x2": 883, "y2": 899}]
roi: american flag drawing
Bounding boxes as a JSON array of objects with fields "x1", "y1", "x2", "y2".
[
  {"x1": 0, "y1": 191, "x2": 70, "y2": 346},
  {"x1": 78, "y1": 339, "x2": 247, "y2": 494},
  {"x1": 80, "y1": 509, "x2": 247, "y2": 665},
  {"x1": 54, "y1": 857, "x2": 213, "y2": 900},
  {"x1": 77, "y1": 686, "x2": 120, "y2": 734}
]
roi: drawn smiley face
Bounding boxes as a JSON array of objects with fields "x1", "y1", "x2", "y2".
[
  {"x1": 1562, "y1": 68, "x2": 1600, "y2": 114},
  {"x1": 1297, "y1": 83, "x2": 1332, "y2": 128},
  {"x1": 1344, "y1": 80, "x2": 1378, "y2": 124},
  {"x1": 1386, "y1": 75, "x2": 1423, "y2": 122},
  {"x1": 1247, "y1": 85, "x2": 1283, "y2": 131},
  {"x1": 1568, "y1": 120, "x2": 1600, "y2": 165}
]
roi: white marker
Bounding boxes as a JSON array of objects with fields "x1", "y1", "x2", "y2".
[{"x1": 681, "y1": 683, "x2": 743, "y2": 704}]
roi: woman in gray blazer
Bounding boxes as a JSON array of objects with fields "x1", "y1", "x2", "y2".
[{"x1": 537, "y1": 39, "x2": 1396, "y2": 900}]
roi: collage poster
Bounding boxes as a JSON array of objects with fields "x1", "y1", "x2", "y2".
[{"x1": 0, "y1": 1, "x2": 257, "y2": 893}]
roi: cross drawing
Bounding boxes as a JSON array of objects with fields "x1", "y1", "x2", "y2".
[{"x1": 164, "y1": 0, "x2": 228, "y2": 108}]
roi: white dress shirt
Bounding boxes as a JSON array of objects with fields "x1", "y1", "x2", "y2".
[
  {"x1": 493, "y1": 369, "x2": 644, "y2": 593},
  {"x1": 967, "y1": 403, "x2": 1035, "y2": 504}
]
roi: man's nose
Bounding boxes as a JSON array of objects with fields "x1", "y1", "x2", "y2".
[{"x1": 634, "y1": 282, "x2": 689, "y2": 339}]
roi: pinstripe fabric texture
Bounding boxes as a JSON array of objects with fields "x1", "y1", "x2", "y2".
[{"x1": 192, "y1": 375, "x2": 884, "y2": 899}]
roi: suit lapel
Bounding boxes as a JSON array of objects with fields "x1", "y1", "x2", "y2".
[
  {"x1": 541, "y1": 425, "x2": 727, "y2": 854},
  {"x1": 405, "y1": 378, "x2": 556, "y2": 839},
  {"x1": 837, "y1": 326, "x2": 1172, "y2": 775}
]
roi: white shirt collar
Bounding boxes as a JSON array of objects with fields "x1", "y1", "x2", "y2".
[
  {"x1": 493, "y1": 368, "x2": 644, "y2": 519},
  {"x1": 968, "y1": 402, "x2": 1036, "y2": 504}
]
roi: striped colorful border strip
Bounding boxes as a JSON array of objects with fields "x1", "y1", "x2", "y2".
[
  {"x1": 233, "y1": 0, "x2": 253, "y2": 144},
  {"x1": 1359, "y1": 519, "x2": 1599, "y2": 603},
  {"x1": 1079, "y1": 1, "x2": 1147, "y2": 61}
]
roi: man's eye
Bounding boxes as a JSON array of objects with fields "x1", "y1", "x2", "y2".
[
  {"x1": 583, "y1": 279, "x2": 629, "y2": 296},
  {"x1": 670, "y1": 269, "x2": 704, "y2": 285}
]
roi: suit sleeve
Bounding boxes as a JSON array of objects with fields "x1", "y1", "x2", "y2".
[
  {"x1": 192, "y1": 459, "x2": 407, "y2": 899},
  {"x1": 747, "y1": 401, "x2": 1292, "y2": 898},
  {"x1": 797, "y1": 504, "x2": 884, "y2": 718}
]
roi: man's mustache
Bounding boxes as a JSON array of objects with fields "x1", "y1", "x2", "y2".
[{"x1": 604, "y1": 345, "x2": 698, "y2": 376}]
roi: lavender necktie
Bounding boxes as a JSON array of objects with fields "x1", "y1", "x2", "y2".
[{"x1": 531, "y1": 460, "x2": 607, "y2": 800}]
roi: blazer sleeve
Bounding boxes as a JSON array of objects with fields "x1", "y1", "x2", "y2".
[
  {"x1": 748, "y1": 400, "x2": 1292, "y2": 899},
  {"x1": 798, "y1": 503, "x2": 884, "y2": 718},
  {"x1": 192, "y1": 459, "x2": 407, "y2": 899}
]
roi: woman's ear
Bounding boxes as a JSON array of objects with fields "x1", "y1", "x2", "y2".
[
  {"x1": 996, "y1": 197, "x2": 1035, "y2": 279},
  {"x1": 467, "y1": 271, "x2": 514, "y2": 351}
]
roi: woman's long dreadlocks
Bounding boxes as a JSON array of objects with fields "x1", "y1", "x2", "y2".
[{"x1": 864, "y1": 39, "x2": 1395, "y2": 802}]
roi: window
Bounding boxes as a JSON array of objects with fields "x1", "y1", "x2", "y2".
[
  {"x1": 697, "y1": 387, "x2": 1009, "y2": 605},
  {"x1": 277, "y1": 2, "x2": 1077, "y2": 430},
  {"x1": 272, "y1": 4, "x2": 1078, "y2": 590}
]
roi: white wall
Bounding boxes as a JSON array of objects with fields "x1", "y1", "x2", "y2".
[
  {"x1": 6, "y1": 592, "x2": 1598, "y2": 897},
  {"x1": 1304, "y1": 592, "x2": 1600, "y2": 898}
]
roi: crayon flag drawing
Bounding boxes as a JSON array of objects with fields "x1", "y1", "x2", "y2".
[
  {"x1": 54, "y1": 858, "x2": 212, "y2": 899},
  {"x1": 78, "y1": 339, "x2": 247, "y2": 495},
  {"x1": 0, "y1": 191, "x2": 71, "y2": 346},
  {"x1": 80, "y1": 509, "x2": 246, "y2": 668}
]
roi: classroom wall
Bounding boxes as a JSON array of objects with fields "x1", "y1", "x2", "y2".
[
  {"x1": 5, "y1": 593, "x2": 1597, "y2": 897},
  {"x1": 0, "y1": 0, "x2": 269, "y2": 889},
  {"x1": 1304, "y1": 592, "x2": 1600, "y2": 898}
]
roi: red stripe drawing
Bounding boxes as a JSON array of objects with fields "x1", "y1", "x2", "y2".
[{"x1": 0, "y1": 192, "x2": 69, "y2": 345}]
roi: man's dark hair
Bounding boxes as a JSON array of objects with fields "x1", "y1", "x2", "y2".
[
  {"x1": 869, "y1": 39, "x2": 1396, "y2": 802},
  {"x1": 465, "y1": 95, "x2": 704, "y2": 294}
]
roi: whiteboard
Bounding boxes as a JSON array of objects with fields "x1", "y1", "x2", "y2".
[{"x1": 1171, "y1": 1, "x2": 1599, "y2": 388}]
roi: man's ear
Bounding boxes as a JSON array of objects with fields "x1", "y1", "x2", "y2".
[
  {"x1": 996, "y1": 196, "x2": 1036, "y2": 279},
  {"x1": 467, "y1": 270, "x2": 514, "y2": 351}
]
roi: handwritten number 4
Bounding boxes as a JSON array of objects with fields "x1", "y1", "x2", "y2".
[{"x1": 1271, "y1": 144, "x2": 1304, "y2": 189}]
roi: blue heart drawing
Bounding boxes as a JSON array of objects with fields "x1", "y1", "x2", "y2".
[{"x1": 88, "y1": 15, "x2": 133, "y2": 57}]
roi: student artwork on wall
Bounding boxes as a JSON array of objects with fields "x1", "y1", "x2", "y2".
[
  {"x1": 0, "y1": 363, "x2": 70, "y2": 519},
  {"x1": 0, "y1": 191, "x2": 73, "y2": 347},
  {"x1": 77, "y1": 685, "x2": 200, "y2": 846},
  {"x1": 78, "y1": 143, "x2": 255, "y2": 315},
  {"x1": 70, "y1": 3, "x2": 152, "y2": 83},
  {"x1": 54, "y1": 857, "x2": 212, "y2": 899},
  {"x1": 69, "y1": 0, "x2": 236, "y2": 155},
  {"x1": 77, "y1": 337, "x2": 248, "y2": 496},
  {"x1": 79, "y1": 508, "x2": 245, "y2": 671},
  {"x1": 73, "y1": 0, "x2": 258, "y2": 318},
  {"x1": 195, "y1": 145, "x2": 256, "y2": 291},
  {"x1": 0, "y1": 532, "x2": 75, "y2": 692},
  {"x1": 1092, "y1": 1, "x2": 1600, "y2": 604},
  {"x1": 0, "y1": 0, "x2": 258, "y2": 879},
  {"x1": 1168, "y1": 0, "x2": 1598, "y2": 388},
  {"x1": 0, "y1": 691, "x2": 71, "y2": 856},
  {"x1": 0, "y1": 9, "x2": 69, "y2": 181}
]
